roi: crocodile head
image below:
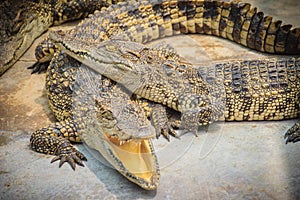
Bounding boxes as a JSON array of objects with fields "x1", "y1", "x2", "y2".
[
  {"x1": 49, "y1": 31, "x2": 174, "y2": 85},
  {"x1": 70, "y1": 61, "x2": 159, "y2": 190}
]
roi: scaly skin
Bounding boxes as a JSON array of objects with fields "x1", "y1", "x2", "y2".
[
  {"x1": 30, "y1": 42, "x2": 196, "y2": 189},
  {"x1": 0, "y1": 0, "x2": 124, "y2": 76},
  {"x1": 32, "y1": 39, "x2": 300, "y2": 189},
  {"x1": 32, "y1": 0, "x2": 300, "y2": 70},
  {"x1": 29, "y1": 0, "x2": 300, "y2": 190},
  {"x1": 47, "y1": 0, "x2": 299, "y2": 138},
  {"x1": 30, "y1": 51, "x2": 161, "y2": 189},
  {"x1": 50, "y1": 37, "x2": 300, "y2": 137},
  {"x1": 56, "y1": 0, "x2": 300, "y2": 53}
]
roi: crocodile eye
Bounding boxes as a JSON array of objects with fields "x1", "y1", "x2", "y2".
[
  {"x1": 126, "y1": 50, "x2": 140, "y2": 58},
  {"x1": 146, "y1": 55, "x2": 153, "y2": 63},
  {"x1": 123, "y1": 50, "x2": 140, "y2": 62}
]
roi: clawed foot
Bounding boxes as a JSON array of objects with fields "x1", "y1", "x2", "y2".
[
  {"x1": 156, "y1": 120, "x2": 180, "y2": 141},
  {"x1": 51, "y1": 142, "x2": 87, "y2": 170},
  {"x1": 150, "y1": 103, "x2": 181, "y2": 141},
  {"x1": 180, "y1": 106, "x2": 213, "y2": 132},
  {"x1": 284, "y1": 122, "x2": 300, "y2": 143}
]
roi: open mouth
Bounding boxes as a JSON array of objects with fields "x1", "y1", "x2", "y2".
[
  {"x1": 105, "y1": 135, "x2": 160, "y2": 190},
  {"x1": 82, "y1": 126, "x2": 160, "y2": 190}
]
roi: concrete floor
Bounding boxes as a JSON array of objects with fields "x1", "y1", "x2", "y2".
[{"x1": 1, "y1": 0, "x2": 300, "y2": 199}]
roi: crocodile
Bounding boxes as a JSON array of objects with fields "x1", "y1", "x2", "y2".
[
  {"x1": 31, "y1": 39, "x2": 300, "y2": 190},
  {"x1": 42, "y1": 0, "x2": 300, "y2": 135},
  {"x1": 46, "y1": 0, "x2": 300, "y2": 54},
  {"x1": 49, "y1": 35, "x2": 300, "y2": 140},
  {"x1": 29, "y1": 0, "x2": 300, "y2": 190},
  {"x1": 30, "y1": 50, "x2": 160, "y2": 189},
  {"x1": 0, "y1": 0, "x2": 125, "y2": 76}
]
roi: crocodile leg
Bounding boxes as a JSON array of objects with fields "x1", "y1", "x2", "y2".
[
  {"x1": 136, "y1": 98, "x2": 182, "y2": 140},
  {"x1": 30, "y1": 120, "x2": 87, "y2": 170},
  {"x1": 150, "y1": 103, "x2": 180, "y2": 141}
]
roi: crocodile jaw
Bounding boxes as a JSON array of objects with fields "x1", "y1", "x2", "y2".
[
  {"x1": 108, "y1": 136, "x2": 160, "y2": 190},
  {"x1": 82, "y1": 127, "x2": 160, "y2": 190}
]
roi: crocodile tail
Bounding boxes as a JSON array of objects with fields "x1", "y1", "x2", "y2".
[
  {"x1": 92, "y1": 0, "x2": 300, "y2": 55},
  {"x1": 170, "y1": 0, "x2": 300, "y2": 54},
  {"x1": 210, "y1": 1, "x2": 300, "y2": 54}
]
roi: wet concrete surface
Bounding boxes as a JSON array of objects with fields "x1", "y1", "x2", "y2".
[{"x1": 0, "y1": 0, "x2": 300, "y2": 199}]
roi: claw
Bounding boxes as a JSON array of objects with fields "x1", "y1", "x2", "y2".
[
  {"x1": 156, "y1": 122, "x2": 181, "y2": 141},
  {"x1": 285, "y1": 134, "x2": 300, "y2": 144},
  {"x1": 50, "y1": 146, "x2": 86, "y2": 170},
  {"x1": 284, "y1": 122, "x2": 300, "y2": 144},
  {"x1": 28, "y1": 61, "x2": 49, "y2": 74},
  {"x1": 50, "y1": 156, "x2": 61, "y2": 163},
  {"x1": 76, "y1": 150, "x2": 87, "y2": 161},
  {"x1": 293, "y1": 138, "x2": 300, "y2": 143},
  {"x1": 73, "y1": 154, "x2": 85, "y2": 167},
  {"x1": 82, "y1": 156, "x2": 88, "y2": 162},
  {"x1": 58, "y1": 156, "x2": 68, "y2": 168},
  {"x1": 160, "y1": 129, "x2": 170, "y2": 141},
  {"x1": 168, "y1": 130, "x2": 178, "y2": 139},
  {"x1": 193, "y1": 130, "x2": 199, "y2": 137}
]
